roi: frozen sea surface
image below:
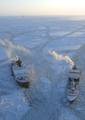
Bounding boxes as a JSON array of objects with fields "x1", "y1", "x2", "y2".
[{"x1": 0, "y1": 16, "x2": 85, "y2": 120}]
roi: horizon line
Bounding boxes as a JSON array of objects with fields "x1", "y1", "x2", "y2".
[{"x1": 0, "y1": 14, "x2": 85, "y2": 17}]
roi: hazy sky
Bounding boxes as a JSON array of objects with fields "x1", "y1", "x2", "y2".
[{"x1": 0, "y1": 0, "x2": 85, "y2": 16}]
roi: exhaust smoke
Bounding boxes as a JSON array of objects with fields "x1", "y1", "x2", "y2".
[
  {"x1": 49, "y1": 51, "x2": 75, "y2": 69},
  {"x1": 0, "y1": 38, "x2": 31, "y2": 61}
]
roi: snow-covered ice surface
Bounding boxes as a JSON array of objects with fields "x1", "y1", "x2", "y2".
[{"x1": 0, "y1": 16, "x2": 85, "y2": 120}]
